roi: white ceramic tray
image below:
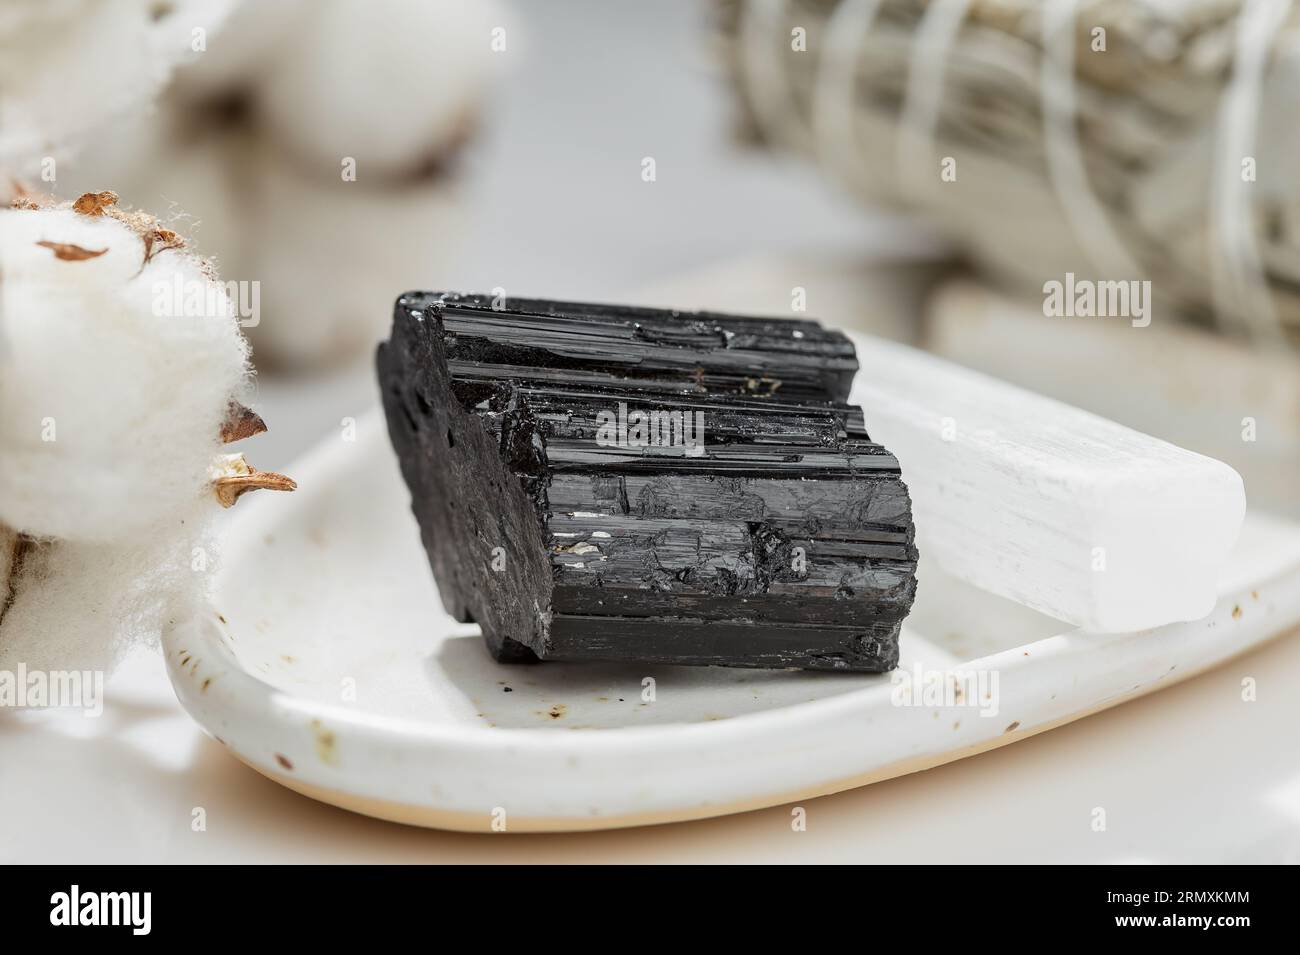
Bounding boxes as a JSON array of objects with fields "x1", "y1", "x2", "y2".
[{"x1": 164, "y1": 410, "x2": 1300, "y2": 832}]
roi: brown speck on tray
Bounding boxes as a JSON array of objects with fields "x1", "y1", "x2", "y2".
[
  {"x1": 1004, "y1": 721, "x2": 1020, "y2": 733},
  {"x1": 502, "y1": 686, "x2": 513, "y2": 692},
  {"x1": 201, "y1": 677, "x2": 211, "y2": 692},
  {"x1": 217, "y1": 613, "x2": 227, "y2": 625},
  {"x1": 952, "y1": 721, "x2": 960, "y2": 730},
  {"x1": 311, "y1": 719, "x2": 337, "y2": 765},
  {"x1": 275, "y1": 753, "x2": 294, "y2": 771},
  {"x1": 1232, "y1": 604, "x2": 1243, "y2": 619},
  {"x1": 548, "y1": 704, "x2": 567, "y2": 719},
  {"x1": 1252, "y1": 590, "x2": 1260, "y2": 601}
]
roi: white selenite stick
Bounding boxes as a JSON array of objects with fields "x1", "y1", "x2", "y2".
[{"x1": 849, "y1": 333, "x2": 1247, "y2": 632}]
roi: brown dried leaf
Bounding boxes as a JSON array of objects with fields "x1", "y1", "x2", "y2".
[
  {"x1": 219, "y1": 401, "x2": 268, "y2": 444},
  {"x1": 35, "y1": 240, "x2": 108, "y2": 261},
  {"x1": 7, "y1": 179, "x2": 51, "y2": 209},
  {"x1": 73, "y1": 190, "x2": 119, "y2": 216},
  {"x1": 211, "y1": 453, "x2": 296, "y2": 508},
  {"x1": 141, "y1": 226, "x2": 185, "y2": 268}
]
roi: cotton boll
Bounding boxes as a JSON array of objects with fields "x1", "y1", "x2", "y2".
[
  {"x1": 0, "y1": 502, "x2": 215, "y2": 677},
  {"x1": 257, "y1": 0, "x2": 501, "y2": 179},
  {"x1": 166, "y1": 0, "x2": 308, "y2": 101},
  {"x1": 0, "y1": 0, "x2": 238, "y2": 168},
  {"x1": 240, "y1": 143, "x2": 467, "y2": 369},
  {"x1": 0, "y1": 197, "x2": 285, "y2": 681},
  {"x1": 0, "y1": 203, "x2": 250, "y2": 542}
]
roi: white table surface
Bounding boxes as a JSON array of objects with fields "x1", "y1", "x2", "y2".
[{"x1": 4, "y1": 0, "x2": 1297, "y2": 863}]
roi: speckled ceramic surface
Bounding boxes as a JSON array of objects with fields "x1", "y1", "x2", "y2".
[{"x1": 163, "y1": 409, "x2": 1300, "y2": 832}]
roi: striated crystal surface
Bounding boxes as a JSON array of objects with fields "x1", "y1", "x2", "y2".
[{"x1": 378, "y1": 293, "x2": 918, "y2": 671}]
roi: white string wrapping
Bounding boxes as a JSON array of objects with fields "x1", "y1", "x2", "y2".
[
  {"x1": 1040, "y1": 0, "x2": 1147, "y2": 282},
  {"x1": 812, "y1": 0, "x2": 883, "y2": 192},
  {"x1": 896, "y1": 0, "x2": 973, "y2": 204},
  {"x1": 1211, "y1": 0, "x2": 1291, "y2": 346}
]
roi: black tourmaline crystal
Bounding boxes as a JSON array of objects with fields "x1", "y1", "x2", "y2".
[{"x1": 377, "y1": 293, "x2": 918, "y2": 671}]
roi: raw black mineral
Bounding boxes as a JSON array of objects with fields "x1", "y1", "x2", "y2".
[{"x1": 378, "y1": 292, "x2": 918, "y2": 671}]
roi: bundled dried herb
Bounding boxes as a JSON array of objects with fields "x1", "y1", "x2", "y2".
[{"x1": 716, "y1": 0, "x2": 1300, "y2": 346}]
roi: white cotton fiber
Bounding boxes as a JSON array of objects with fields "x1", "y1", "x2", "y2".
[
  {"x1": 0, "y1": 205, "x2": 250, "y2": 542},
  {"x1": 0, "y1": 502, "x2": 216, "y2": 675},
  {"x1": 0, "y1": 0, "x2": 237, "y2": 168},
  {"x1": 257, "y1": 0, "x2": 501, "y2": 179}
]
